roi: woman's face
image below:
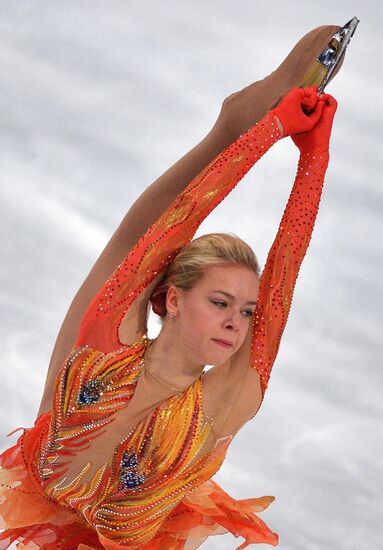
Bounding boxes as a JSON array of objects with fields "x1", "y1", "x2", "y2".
[{"x1": 167, "y1": 264, "x2": 259, "y2": 366}]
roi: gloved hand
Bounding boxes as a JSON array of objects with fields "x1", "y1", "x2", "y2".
[
  {"x1": 291, "y1": 93, "x2": 338, "y2": 153},
  {"x1": 271, "y1": 87, "x2": 325, "y2": 137}
]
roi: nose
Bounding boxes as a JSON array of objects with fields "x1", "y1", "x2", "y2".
[{"x1": 223, "y1": 311, "x2": 241, "y2": 331}]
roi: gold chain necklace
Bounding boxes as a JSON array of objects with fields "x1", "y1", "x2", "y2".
[
  {"x1": 143, "y1": 338, "x2": 185, "y2": 392},
  {"x1": 143, "y1": 360, "x2": 185, "y2": 392}
]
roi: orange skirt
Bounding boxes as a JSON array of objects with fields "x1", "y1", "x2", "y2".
[{"x1": 0, "y1": 422, "x2": 278, "y2": 549}]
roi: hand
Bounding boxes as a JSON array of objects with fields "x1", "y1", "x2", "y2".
[
  {"x1": 271, "y1": 87, "x2": 325, "y2": 137},
  {"x1": 291, "y1": 94, "x2": 338, "y2": 153}
]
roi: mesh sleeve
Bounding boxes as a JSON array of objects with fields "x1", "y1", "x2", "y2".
[
  {"x1": 76, "y1": 113, "x2": 281, "y2": 352},
  {"x1": 250, "y1": 148, "x2": 330, "y2": 398}
]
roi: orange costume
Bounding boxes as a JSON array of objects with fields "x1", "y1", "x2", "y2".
[{"x1": 0, "y1": 100, "x2": 332, "y2": 549}]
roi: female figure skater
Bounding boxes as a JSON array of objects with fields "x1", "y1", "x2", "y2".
[{"x1": 0, "y1": 25, "x2": 340, "y2": 550}]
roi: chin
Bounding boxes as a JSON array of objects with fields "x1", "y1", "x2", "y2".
[
  {"x1": 205, "y1": 344, "x2": 235, "y2": 364},
  {"x1": 191, "y1": 341, "x2": 235, "y2": 366}
]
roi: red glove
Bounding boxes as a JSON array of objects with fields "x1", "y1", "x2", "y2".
[
  {"x1": 291, "y1": 94, "x2": 338, "y2": 153},
  {"x1": 271, "y1": 87, "x2": 325, "y2": 137}
]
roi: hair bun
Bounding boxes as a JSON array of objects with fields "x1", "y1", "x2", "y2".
[{"x1": 150, "y1": 288, "x2": 167, "y2": 317}]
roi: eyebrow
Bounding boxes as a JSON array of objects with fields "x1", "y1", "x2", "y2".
[{"x1": 211, "y1": 290, "x2": 257, "y2": 306}]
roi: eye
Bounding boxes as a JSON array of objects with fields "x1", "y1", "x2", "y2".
[
  {"x1": 241, "y1": 309, "x2": 254, "y2": 318},
  {"x1": 210, "y1": 300, "x2": 227, "y2": 308}
]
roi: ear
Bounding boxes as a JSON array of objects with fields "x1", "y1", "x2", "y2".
[{"x1": 165, "y1": 285, "x2": 183, "y2": 316}]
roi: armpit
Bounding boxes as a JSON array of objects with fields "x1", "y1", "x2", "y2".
[{"x1": 202, "y1": 362, "x2": 263, "y2": 439}]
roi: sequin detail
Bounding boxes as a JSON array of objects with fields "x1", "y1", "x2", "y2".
[
  {"x1": 75, "y1": 113, "x2": 281, "y2": 355},
  {"x1": 78, "y1": 379, "x2": 104, "y2": 405},
  {"x1": 0, "y1": 109, "x2": 330, "y2": 549},
  {"x1": 250, "y1": 148, "x2": 329, "y2": 396},
  {"x1": 119, "y1": 451, "x2": 146, "y2": 490},
  {"x1": 38, "y1": 338, "x2": 222, "y2": 547}
]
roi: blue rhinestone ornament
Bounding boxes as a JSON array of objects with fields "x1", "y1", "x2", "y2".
[
  {"x1": 119, "y1": 451, "x2": 146, "y2": 490},
  {"x1": 78, "y1": 380, "x2": 103, "y2": 405}
]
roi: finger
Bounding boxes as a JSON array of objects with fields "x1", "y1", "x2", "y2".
[
  {"x1": 278, "y1": 87, "x2": 302, "y2": 111},
  {"x1": 302, "y1": 87, "x2": 321, "y2": 112},
  {"x1": 303, "y1": 86, "x2": 318, "y2": 99},
  {"x1": 307, "y1": 99, "x2": 325, "y2": 125},
  {"x1": 325, "y1": 95, "x2": 338, "y2": 112},
  {"x1": 319, "y1": 93, "x2": 337, "y2": 109},
  {"x1": 294, "y1": 88, "x2": 307, "y2": 104},
  {"x1": 302, "y1": 91, "x2": 318, "y2": 110},
  {"x1": 285, "y1": 87, "x2": 304, "y2": 101},
  {"x1": 318, "y1": 103, "x2": 337, "y2": 138},
  {"x1": 303, "y1": 86, "x2": 318, "y2": 96},
  {"x1": 320, "y1": 97, "x2": 338, "y2": 122},
  {"x1": 318, "y1": 93, "x2": 332, "y2": 107}
]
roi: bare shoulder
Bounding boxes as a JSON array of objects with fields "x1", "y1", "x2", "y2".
[{"x1": 202, "y1": 362, "x2": 263, "y2": 438}]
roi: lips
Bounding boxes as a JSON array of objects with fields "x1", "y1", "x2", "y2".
[{"x1": 212, "y1": 339, "x2": 234, "y2": 348}]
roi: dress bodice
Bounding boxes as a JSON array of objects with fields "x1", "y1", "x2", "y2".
[{"x1": 33, "y1": 335, "x2": 230, "y2": 547}]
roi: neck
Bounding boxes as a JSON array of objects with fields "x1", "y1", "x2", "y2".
[{"x1": 145, "y1": 321, "x2": 204, "y2": 387}]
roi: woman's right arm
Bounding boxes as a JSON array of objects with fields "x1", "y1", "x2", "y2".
[
  {"x1": 38, "y1": 128, "x2": 232, "y2": 416},
  {"x1": 38, "y1": 98, "x2": 246, "y2": 415},
  {"x1": 75, "y1": 111, "x2": 283, "y2": 353}
]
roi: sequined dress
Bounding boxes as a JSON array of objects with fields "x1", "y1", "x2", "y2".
[{"x1": 0, "y1": 112, "x2": 330, "y2": 549}]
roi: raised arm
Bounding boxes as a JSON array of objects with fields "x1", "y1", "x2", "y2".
[
  {"x1": 37, "y1": 87, "x2": 272, "y2": 415},
  {"x1": 38, "y1": 84, "x2": 283, "y2": 415},
  {"x1": 38, "y1": 88, "x2": 324, "y2": 414},
  {"x1": 251, "y1": 93, "x2": 338, "y2": 399},
  {"x1": 76, "y1": 112, "x2": 283, "y2": 352},
  {"x1": 76, "y1": 89, "x2": 328, "y2": 355},
  {"x1": 200, "y1": 91, "x2": 337, "y2": 438}
]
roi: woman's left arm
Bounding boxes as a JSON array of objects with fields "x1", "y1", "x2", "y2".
[
  {"x1": 204, "y1": 93, "x2": 338, "y2": 437},
  {"x1": 249, "y1": 94, "x2": 338, "y2": 402}
]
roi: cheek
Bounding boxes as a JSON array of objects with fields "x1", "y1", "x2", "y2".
[
  {"x1": 180, "y1": 301, "x2": 217, "y2": 347},
  {"x1": 182, "y1": 295, "x2": 210, "y2": 322},
  {"x1": 179, "y1": 301, "x2": 201, "y2": 332},
  {"x1": 235, "y1": 319, "x2": 252, "y2": 348}
]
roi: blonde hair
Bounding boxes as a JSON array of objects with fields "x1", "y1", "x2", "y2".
[{"x1": 150, "y1": 233, "x2": 260, "y2": 318}]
